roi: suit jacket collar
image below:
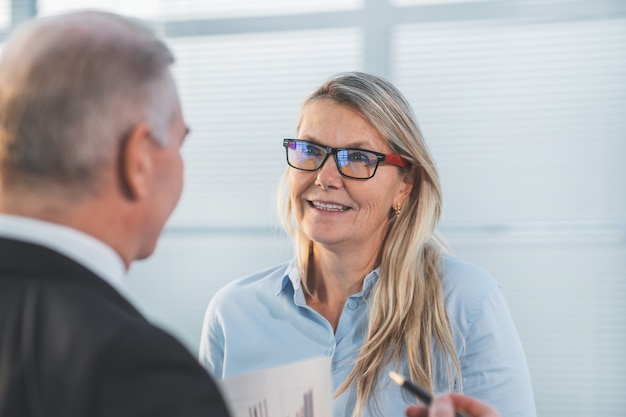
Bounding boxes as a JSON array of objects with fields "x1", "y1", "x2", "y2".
[{"x1": 0, "y1": 237, "x2": 138, "y2": 314}]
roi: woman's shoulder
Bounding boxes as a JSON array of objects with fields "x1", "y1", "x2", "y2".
[
  {"x1": 440, "y1": 255, "x2": 499, "y2": 290},
  {"x1": 439, "y1": 255, "x2": 502, "y2": 323}
]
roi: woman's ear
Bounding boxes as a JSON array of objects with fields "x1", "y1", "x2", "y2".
[
  {"x1": 118, "y1": 122, "x2": 154, "y2": 201},
  {"x1": 397, "y1": 165, "x2": 417, "y2": 202}
]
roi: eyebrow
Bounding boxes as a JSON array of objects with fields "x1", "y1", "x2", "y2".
[
  {"x1": 298, "y1": 135, "x2": 373, "y2": 150},
  {"x1": 299, "y1": 138, "x2": 386, "y2": 154}
]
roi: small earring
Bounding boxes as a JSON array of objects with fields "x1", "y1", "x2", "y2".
[{"x1": 393, "y1": 203, "x2": 401, "y2": 217}]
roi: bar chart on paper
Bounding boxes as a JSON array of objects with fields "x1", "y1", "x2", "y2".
[
  {"x1": 237, "y1": 387, "x2": 315, "y2": 417},
  {"x1": 218, "y1": 357, "x2": 332, "y2": 417}
]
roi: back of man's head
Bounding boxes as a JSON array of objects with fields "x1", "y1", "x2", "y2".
[{"x1": 0, "y1": 11, "x2": 176, "y2": 199}]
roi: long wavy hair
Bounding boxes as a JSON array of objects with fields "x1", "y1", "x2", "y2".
[{"x1": 277, "y1": 72, "x2": 461, "y2": 416}]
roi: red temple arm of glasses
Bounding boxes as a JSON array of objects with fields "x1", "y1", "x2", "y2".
[{"x1": 384, "y1": 154, "x2": 409, "y2": 168}]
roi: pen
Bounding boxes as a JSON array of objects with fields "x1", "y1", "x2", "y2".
[{"x1": 388, "y1": 371, "x2": 465, "y2": 417}]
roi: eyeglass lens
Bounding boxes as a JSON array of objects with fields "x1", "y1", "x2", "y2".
[{"x1": 285, "y1": 140, "x2": 380, "y2": 179}]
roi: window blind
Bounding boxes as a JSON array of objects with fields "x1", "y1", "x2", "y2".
[
  {"x1": 0, "y1": 1, "x2": 9, "y2": 29},
  {"x1": 393, "y1": 19, "x2": 626, "y2": 226},
  {"x1": 2, "y1": 2, "x2": 624, "y2": 416},
  {"x1": 393, "y1": 16, "x2": 626, "y2": 417},
  {"x1": 166, "y1": 28, "x2": 363, "y2": 229},
  {"x1": 37, "y1": 0, "x2": 363, "y2": 20}
]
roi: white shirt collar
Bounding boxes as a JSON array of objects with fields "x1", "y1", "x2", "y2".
[{"x1": 0, "y1": 214, "x2": 126, "y2": 292}]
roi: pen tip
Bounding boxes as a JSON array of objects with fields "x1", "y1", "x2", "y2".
[{"x1": 388, "y1": 371, "x2": 405, "y2": 385}]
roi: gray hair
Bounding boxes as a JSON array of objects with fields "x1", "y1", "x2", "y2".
[{"x1": 0, "y1": 11, "x2": 176, "y2": 195}]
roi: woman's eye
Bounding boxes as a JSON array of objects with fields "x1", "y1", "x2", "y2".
[
  {"x1": 349, "y1": 151, "x2": 371, "y2": 162},
  {"x1": 302, "y1": 145, "x2": 322, "y2": 156}
]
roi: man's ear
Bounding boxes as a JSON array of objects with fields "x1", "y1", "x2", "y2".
[{"x1": 118, "y1": 123, "x2": 154, "y2": 201}]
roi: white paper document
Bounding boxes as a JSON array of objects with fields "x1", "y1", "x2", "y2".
[{"x1": 218, "y1": 356, "x2": 333, "y2": 417}]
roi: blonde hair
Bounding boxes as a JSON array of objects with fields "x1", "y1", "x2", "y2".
[{"x1": 277, "y1": 72, "x2": 461, "y2": 415}]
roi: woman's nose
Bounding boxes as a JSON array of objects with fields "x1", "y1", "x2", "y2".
[{"x1": 314, "y1": 155, "x2": 343, "y2": 189}]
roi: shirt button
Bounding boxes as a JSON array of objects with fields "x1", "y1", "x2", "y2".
[
  {"x1": 347, "y1": 300, "x2": 357, "y2": 310},
  {"x1": 326, "y1": 348, "x2": 334, "y2": 356}
]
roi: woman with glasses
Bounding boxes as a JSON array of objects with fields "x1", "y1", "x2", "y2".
[{"x1": 199, "y1": 72, "x2": 536, "y2": 417}]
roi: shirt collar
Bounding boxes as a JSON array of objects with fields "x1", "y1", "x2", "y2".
[
  {"x1": 0, "y1": 214, "x2": 126, "y2": 292},
  {"x1": 362, "y1": 266, "x2": 380, "y2": 297},
  {"x1": 277, "y1": 258, "x2": 299, "y2": 296},
  {"x1": 278, "y1": 259, "x2": 381, "y2": 298}
]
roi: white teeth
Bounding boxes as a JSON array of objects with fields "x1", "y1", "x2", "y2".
[{"x1": 312, "y1": 201, "x2": 349, "y2": 211}]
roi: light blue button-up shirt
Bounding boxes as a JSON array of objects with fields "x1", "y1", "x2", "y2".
[{"x1": 200, "y1": 255, "x2": 536, "y2": 417}]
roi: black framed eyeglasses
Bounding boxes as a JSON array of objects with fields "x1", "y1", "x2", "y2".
[{"x1": 283, "y1": 139, "x2": 410, "y2": 180}]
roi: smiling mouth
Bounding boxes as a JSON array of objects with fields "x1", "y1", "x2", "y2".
[{"x1": 310, "y1": 201, "x2": 350, "y2": 212}]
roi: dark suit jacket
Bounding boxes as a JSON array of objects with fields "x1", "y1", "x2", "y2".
[{"x1": 0, "y1": 237, "x2": 231, "y2": 417}]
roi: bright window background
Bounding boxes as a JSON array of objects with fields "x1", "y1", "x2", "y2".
[
  {"x1": 0, "y1": 0, "x2": 9, "y2": 29},
  {"x1": 38, "y1": 0, "x2": 160, "y2": 19},
  {"x1": 393, "y1": 17, "x2": 626, "y2": 416},
  {"x1": 168, "y1": 28, "x2": 362, "y2": 228},
  {"x1": 38, "y1": 0, "x2": 362, "y2": 19},
  {"x1": 390, "y1": 0, "x2": 494, "y2": 5},
  {"x1": 1, "y1": 2, "x2": 625, "y2": 417},
  {"x1": 157, "y1": 0, "x2": 363, "y2": 19},
  {"x1": 393, "y1": 19, "x2": 626, "y2": 225}
]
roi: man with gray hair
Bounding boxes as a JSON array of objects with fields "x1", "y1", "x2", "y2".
[{"x1": 0, "y1": 11, "x2": 230, "y2": 417}]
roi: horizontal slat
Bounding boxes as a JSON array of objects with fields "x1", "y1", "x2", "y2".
[{"x1": 37, "y1": 0, "x2": 363, "y2": 20}]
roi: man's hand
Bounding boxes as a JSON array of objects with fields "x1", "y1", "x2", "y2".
[{"x1": 405, "y1": 393, "x2": 500, "y2": 417}]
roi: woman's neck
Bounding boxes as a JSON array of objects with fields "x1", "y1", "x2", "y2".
[{"x1": 304, "y1": 244, "x2": 380, "y2": 331}]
